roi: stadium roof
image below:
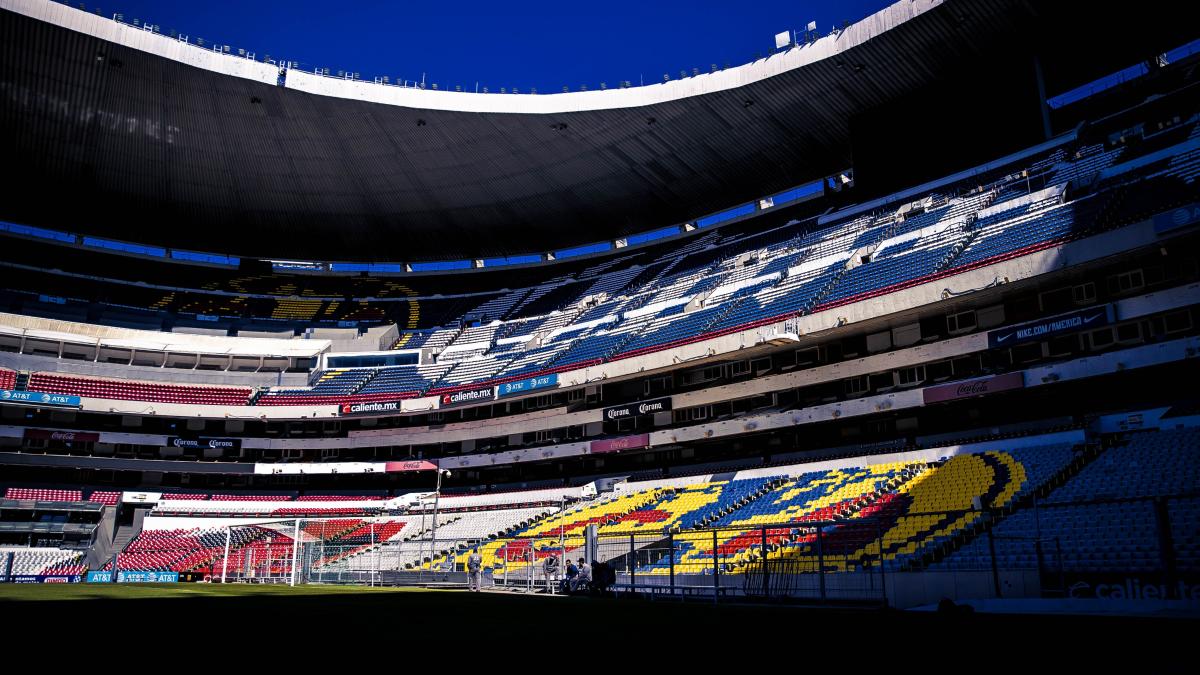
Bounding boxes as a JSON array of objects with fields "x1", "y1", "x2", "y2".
[{"x1": 0, "y1": 0, "x2": 1193, "y2": 262}]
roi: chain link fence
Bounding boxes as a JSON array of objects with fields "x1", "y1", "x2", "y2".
[{"x1": 106, "y1": 495, "x2": 1195, "y2": 607}]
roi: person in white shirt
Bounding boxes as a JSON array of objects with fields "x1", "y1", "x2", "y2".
[
  {"x1": 573, "y1": 558, "x2": 591, "y2": 592},
  {"x1": 466, "y1": 547, "x2": 484, "y2": 592}
]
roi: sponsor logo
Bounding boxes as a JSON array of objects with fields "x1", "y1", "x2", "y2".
[
  {"x1": 340, "y1": 401, "x2": 402, "y2": 416},
  {"x1": 591, "y1": 434, "x2": 651, "y2": 454},
  {"x1": 23, "y1": 429, "x2": 100, "y2": 443},
  {"x1": 498, "y1": 374, "x2": 559, "y2": 397},
  {"x1": 383, "y1": 460, "x2": 439, "y2": 473},
  {"x1": 116, "y1": 570, "x2": 179, "y2": 583},
  {"x1": 1065, "y1": 575, "x2": 1200, "y2": 601},
  {"x1": 603, "y1": 397, "x2": 672, "y2": 421},
  {"x1": 168, "y1": 437, "x2": 240, "y2": 450},
  {"x1": 1154, "y1": 203, "x2": 1200, "y2": 234},
  {"x1": 440, "y1": 387, "x2": 495, "y2": 407},
  {"x1": 0, "y1": 389, "x2": 82, "y2": 408},
  {"x1": 988, "y1": 307, "x2": 1110, "y2": 349},
  {"x1": 923, "y1": 372, "x2": 1024, "y2": 404}
]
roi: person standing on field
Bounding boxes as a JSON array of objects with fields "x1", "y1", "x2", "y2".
[{"x1": 467, "y1": 547, "x2": 484, "y2": 592}]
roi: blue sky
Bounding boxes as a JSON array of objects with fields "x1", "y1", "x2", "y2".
[{"x1": 92, "y1": 0, "x2": 890, "y2": 92}]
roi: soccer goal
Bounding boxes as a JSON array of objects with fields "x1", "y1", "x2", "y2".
[{"x1": 206, "y1": 519, "x2": 304, "y2": 584}]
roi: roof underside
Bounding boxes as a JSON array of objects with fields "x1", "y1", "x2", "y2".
[{"x1": 0, "y1": 0, "x2": 1193, "y2": 261}]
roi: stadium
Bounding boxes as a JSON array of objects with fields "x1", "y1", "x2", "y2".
[{"x1": 1, "y1": 0, "x2": 1198, "y2": 641}]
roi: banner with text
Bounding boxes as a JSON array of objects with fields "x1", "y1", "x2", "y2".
[
  {"x1": 603, "y1": 397, "x2": 672, "y2": 422},
  {"x1": 497, "y1": 374, "x2": 559, "y2": 397},
  {"x1": 340, "y1": 400, "x2": 404, "y2": 417},
  {"x1": 166, "y1": 436, "x2": 241, "y2": 451},
  {"x1": 988, "y1": 306, "x2": 1111, "y2": 349},
  {"x1": 116, "y1": 570, "x2": 179, "y2": 583},
  {"x1": 384, "y1": 460, "x2": 439, "y2": 473},
  {"x1": 10, "y1": 575, "x2": 81, "y2": 583},
  {"x1": 1, "y1": 390, "x2": 82, "y2": 408},
  {"x1": 922, "y1": 372, "x2": 1025, "y2": 405},
  {"x1": 590, "y1": 434, "x2": 651, "y2": 454},
  {"x1": 1153, "y1": 202, "x2": 1200, "y2": 235},
  {"x1": 23, "y1": 428, "x2": 99, "y2": 443},
  {"x1": 439, "y1": 386, "x2": 495, "y2": 408}
]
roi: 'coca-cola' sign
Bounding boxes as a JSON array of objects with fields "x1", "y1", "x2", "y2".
[
  {"x1": 384, "y1": 460, "x2": 439, "y2": 473},
  {"x1": 23, "y1": 428, "x2": 100, "y2": 443},
  {"x1": 590, "y1": 434, "x2": 651, "y2": 454},
  {"x1": 922, "y1": 372, "x2": 1024, "y2": 405}
]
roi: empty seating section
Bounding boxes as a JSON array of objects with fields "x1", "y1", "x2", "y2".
[
  {"x1": 297, "y1": 495, "x2": 386, "y2": 501},
  {"x1": 940, "y1": 502, "x2": 1163, "y2": 572},
  {"x1": 5, "y1": 133, "x2": 1193, "y2": 410},
  {"x1": 642, "y1": 445, "x2": 1075, "y2": 574},
  {"x1": 468, "y1": 291, "x2": 526, "y2": 323},
  {"x1": 312, "y1": 519, "x2": 415, "y2": 567},
  {"x1": 948, "y1": 199, "x2": 1079, "y2": 271},
  {"x1": 601, "y1": 477, "x2": 778, "y2": 537},
  {"x1": 111, "y1": 527, "x2": 295, "y2": 575},
  {"x1": 13, "y1": 429, "x2": 1189, "y2": 579},
  {"x1": 452, "y1": 323, "x2": 503, "y2": 346},
  {"x1": 1051, "y1": 428, "x2": 1199, "y2": 501},
  {"x1": 470, "y1": 490, "x2": 662, "y2": 572},
  {"x1": 0, "y1": 368, "x2": 14, "y2": 391},
  {"x1": 5, "y1": 487, "x2": 83, "y2": 501},
  {"x1": 1050, "y1": 143, "x2": 1125, "y2": 185},
  {"x1": 712, "y1": 259, "x2": 844, "y2": 330},
  {"x1": 287, "y1": 369, "x2": 373, "y2": 396},
  {"x1": 256, "y1": 365, "x2": 450, "y2": 405},
  {"x1": 27, "y1": 372, "x2": 251, "y2": 406},
  {"x1": 1169, "y1": 497, "x2": 1200, "y2": 573},
  {"x1": 356, "y1": 365, "x2": 449, "y2": 395},
  {"x1": 87, "y1": 491, "x2": 121, "y2": 505},
  {"x1": 391, "y1": 329, "x2": 443, "y2": 350},
  {"x1": 435, "y1": 356, "x2": 514, "y2": 387},
  {"x1": 940, "y1": 430, "x2": 1196, "y2": 572},
  {"x1": 1, "y1": 547, "x2": 86, "y2": 576},
  {"x1": 663, "y1": 463, "x2": 924, "y2": 573},
  {"x1": 308, "y1": 137, "x2": 1187, "y2": 398},
  {"x1": 820, "y1": 218, "x2": 966, "y2": 306}
]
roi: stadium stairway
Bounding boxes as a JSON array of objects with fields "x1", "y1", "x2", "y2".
[
  {"x1": 346, "y1": 369, "x2": 379, "y2": 396},
  {"x1": 13, "y1": 371, "x2": 29, "y2": 391},
  {"x1": 499, "y1": 288, "x2": 535, "y2": 321},
  {"x1": 801, "y1": 266, "x2": 850, "y2": 314},
  {"x1": 86, "y1": 506, "x2": 118, "y2": 570},
  {"x1": 900, "y1": 441, "x2": 1104, "y2": 571},
  {"x1": 108, "y1": 508, "x2": 148, "y2": 564}
]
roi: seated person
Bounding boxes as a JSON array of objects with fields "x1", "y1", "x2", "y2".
[
  {"x1": 572, "y1": 558, "x2": 591, "y2": 592},
  {"x1": 561, "y1": 559, "x2": 578, "y2": 593}
]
